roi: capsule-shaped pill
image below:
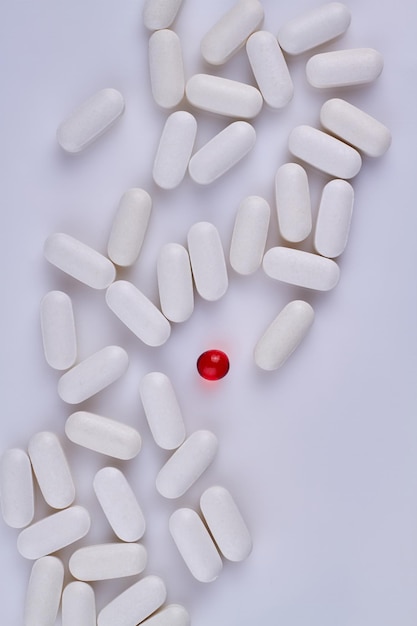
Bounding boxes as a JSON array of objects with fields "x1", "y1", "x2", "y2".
[
  {"x1": 153, "y1": 111, "x2": 197, "y2": 190},
  {"x1": 143, "y1": 0, "x2": 184, "y2": 30},
  {"x1": 44, "y1": 232, "x2": 116, "y2": 290},
  {"x1": 40, "y1": 291, "x2": 77, "y2": 370},
  {"x1": 69, "y1": 543, "x2": 147, "y2": 581},
  {"x1": 107, "y1": 188, "x2": 152, "y2": 267},
  {"x1": 57, "y1": 88, "x2": 124, "y2": 153},
  {"x1": 246, "y1": 31, "x2": 294, "y2": 109},
  {"x1": 97, "y1": 575, "x2": 167, "y2": 626},
  {"x1": 149, "y1": 29, "x2": 185, "y2": 109},
  {"x1": 24, "y1": 556, "x2": 64, "y2": 626},
  {"x1": 28, "y1": 431, "x2": 75, "y2": 510},
  {"x1": 169, "y1": 508, "x2": 223, "y2": 582},
  {"x1": 314, "y1": 179, "x2": 354, "y2": 258},
  {"x1": 306, "y1": 48, "x2": 384, "y2": 88},
  {"x1": 93, "y1": 467, "x2": 146, "y2": 541},
  {"x1": 263, "y1": 246, "x2": 340, "y2": 291},
  {"x1": 187, "y1": 222, "x2": 228, "y2": 301},
  {"x1": 229, "y1": 195, "x2": 270, "y2": 275},
  {"x1": 66, "y1": 413, "x2": 142, "y2": 461},
  {"x1": 140, "y1": 604, "x2": 190, "y2": 626},
  {"x1": 185, "y1": 74, "x2": 263, "y2": 119},
  {"x1": 139, "y1": 372, "x2": 186, "y2": 449},
  {"x1": 277, "y1": 2, "x2": 351, "y2": 55},
  {"x1": 156, "y1": 430, "x2": 218, "y2": 499},
  {"x1": 288, "y1": 125, "x2": 362, "y2": 179},
  {"x1": 275, "y1": 163, "x2": 312, "y2": 242},
  {"x1": 320, "y1": 98, "x2": 392, "y2": 158},
  {"x1": 62, "y1": 582, "x2": 96, "y2": 626},
  {"x1": 254, "y1": 300, "x2": 315, "y2": 371},
  {"x1": 188, "y1": 121, "x2": 256, "y2": 185},
  {"x1": 157, "y1": 243, "x2": 194, "y2": 323},
  {"x1": 201, "y1": 0, "x2": 264, "y2": 66},
  {"x1": 0, "y1": 448, "x2": 34, "y2": 528}
]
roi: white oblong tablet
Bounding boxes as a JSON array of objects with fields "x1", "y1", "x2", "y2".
[
  {"x1": 17, "y1": 505, "x2": 91, "y2": 560},
  {"x1": 69, "y1": 543, "x2": 147, "y2": 581},
  {"x1": 263, "y1": 246, "x2": 340, "y2": 291},
  {"x1": 40, "y1": 291, "x2": 77, "y2": 370},
  {"x1": 277, "y1": 2, "x2": 351, "y2": 55},
  {"x1": 143, "y1": 0, "x2": 184, "y2": 30},
  {"x1": 97, "y1": 575, "x2": 167, "y2": 626},
  {"x1": 107, "y1": 188, "x2": 152, "y2": 267},
  {"x1": 320, "y1": 98, "x2": 392, "y2": 158},
  {"x1": 0, "y1": 448, "x2": 34, "y2": 529},
  {"x1": 62, "y1": 582, "x2": 96, "y2": 626},
  {"x1": 28, "y1": 431, "x2": 75, "y2": 510},
  {"x1": 153, "y1": 111, "x2": 197, "y2": 190},
  {"x1": 149, "y1": 29, "x2": 185, "y2": 109},
  {"x1": 200, "y1": 486, "x2": 252, "y2": 562},
  {"x1": 288, "y1": 125, "x2": 362, "y2": 179},
  {"x1": 169, "y1": 508, "x2": 222, "y2": 582},
  {"x1": 93, "y1": 467, "x2": 146, "y2": 541},
  {"x1": 246, "y1": 30, "x2": 294, "y2": 109},
  {"x1": 140, "y1": 604, "x2": 190, "y2": 626},
  {"x1": 24, "y1": 556, "x2": 64, "y2": 626},
  {"x1": 156, "y1": 430, "x2": 218, "y2": 499},
  {"x1": 201, "y1": 0, "x2": 264, "y2": 65},
  {"x1": 140, "y1": 372, "x2": 186, "y2": 449},
  {"x1": 57, "y1": 88, "x2": 124, "y2": 153},
  {"x1": 314, "y1": 179, "x2": 354, "y2": 258},
  {"x1": 106, "y1": 280, "x2": 171, "y2": 347},
  {"x1": 187, "y1": 222, "x2": 228, "y2": 301},
  {"x1": 157, "y1": 243, "x2": 194, "y2": 323},
  {"x1": 229, "y1": 195, "x2": 270, "y2": 275},
  {"x1": 185, "y1": 74, "x2": 263, "y2": 119},
  {"x1": 66, "y1": 413, "x2": 142, "y2": 461},
  {"x1": 58, "y1": 345, "x2": 128, "y2": 404},
  {"x1": 44, "y1": 232, "x2": 116, "y2": 289},
  {"x1": 189, "y1": 121, "x2": 256, "y2": 185},
  {"x1": 306, "y1": 48, "x2": 384, "y2": 88},
  {"x1": 275, "y1": 163, "x2": 312, "y2": 242}
]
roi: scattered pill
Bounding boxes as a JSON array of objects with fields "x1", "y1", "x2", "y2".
[
  {"x1": 197, "y1": 350, "x2": 230, "y2": 381},
  {"x1": 62, "y1": 581, "x2": 96, "y2": 626},
  {"x1": 185, "y1": 74, "x2": 263, "y2": 119},
  {"x1": 157, "y1": 243, "x2": 194, "y2": 322},
  {"x1": 254, "y1": 300, "x2": 315, "y2": 371},
  {"x1": 107, "y1": 188, "x2": 152, "y2": 267},
  {"x1": 143, "y1": 0, "x2": 184, "y2": 30},
  {"x1": 149, "y1": 29, "x2": 185, "y2": 109},
  {"x1": 97, "y1": 575, "x2": 167, "y2": 626},
  {"x1": 169, "y1": 507, "x2": 223, "y2": 582},
  {"x1": 263, "y1": 246, "x2": 340, "y2": 291},
  {"x1": 314, "y1": 179, "x2": 354, "y2": 258},
  {"x1": 140, "y1": 604, "x2": 190, "y2": 626},
  {"x1": 306, "y1": 48, "x2": 384, "y2": 88},
  {"x1": 275, "y1": 163, "x2": 312, "y2": 242},
  {"x1": 187, "y1": 222, "x2": 228, "y2": 301},
  {"x1": 229, "y1": 195, "x2": 270, "y2": 275},
  {"x1": 24, "y1": 556, "x2": 64, "y2": 626},
  {"x1": 153, "y1": 111, "x2": 197, "y2": 190},
  {"x1": 0, "y1": 448, "x2": 34, "y2": 529},
  {"x1": 40, "y1": 290, "x2": 77, "y2": 370},
  {"x1": 69, "y1": 543, "x2": 147, "y2": 581}
]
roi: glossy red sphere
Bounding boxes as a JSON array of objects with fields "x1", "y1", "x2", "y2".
[{"x1": 197, "y1": 349, "x2": 230, "y2": 381}]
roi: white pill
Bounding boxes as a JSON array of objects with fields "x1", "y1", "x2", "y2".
[
  {"x1": 157, "y1": 243, "x2": 194, "y2": 323},
  {"x1": 44, "y1": 232, "x2": 116, "y2": 290},
  {"x1": 24, "y1": 556, "x2": 64, "y2": 626},
  {"x1": 28, "y1": 431, "x2": 75, "y2": 510},
  {"x1": 57, "y1": 88, "x2": 124, "y2": 153},
  {"x1": 306, "y1": 48, "x2": 384, "y2": 88},
  {"x1": 62, "y1": 582, "x2": 96, "y2": 626},
  {"x1": 58, "y1": 345, "x2": 128, "y2": 404},
  {"x1": 185, "y1": 74, "x2": 263, "y2": 119},
  {"x1": 66, "y1": 412, "x2": 142, "y2": 461},
  {"x1": 187, "y1": 222, "x2": 228, "y2": 301},
  {"x1": 314, "y1": 179, "x2": 354, "y2": 258},
  {"x1": 40, "y1": 291, "x2": 77, "y2": 370},
  {"x1": 153, "y1": 111, "x2": 197, "y2": 190},
  {"x1": 106, "y1": 280, "x2": 171, "y2": 347},
  {"x1": 149, "y1": 29, "x2": 184, "y2": 109},
  {"x1": 189, "y1": 121, "x2": 256, "y2": 185},
  {"x1": 140, "y1": 372, "x2": 186, "y2": 449},
  {"x1": 143, "y1": 0, "x2": 184, "y2": 30},
  {"x1": 275, "y1": 163, "x2": 312, "y2": 243},
  {"x1": 93, "y1": 467, "x2": 146, "y2": 541},
  {"x1": 200, "y1": 486, "x2": 252, "y2": 561},
  {"x1": 246, "y1": 30, "x2": 294, "y2": 109},
  {"x1": 254, "y1": 300, "x2": 315, "y2": 371},
  {"x1": 156, "y1": 430, "x2": 218, "y2": 499},
  {"x1": 288, "y1": 125, "x2": 362, "y2": 179},
  {"x1": 0, "y1": 448, "x2": 34, "y2": 529},
  {"x1": 229, "y1": 195, "x2": 270, "y2": 275},
  {"x1": 278, "y1": 2, "x2": 351, "y2": 55},
  {"x1": 17, "y1": 505, "x2": 91, "y2": 560},
  {"x1": 263, "y1": 246, "x2": 340, "y2": 291},
  {"x1": 97, "y1": 575, "x2": 167, "y2": 626},
  {"x1": 69, "y1": 543, "x2": 147, "y2": 581},
  {"x1": 107, "y1": 188, "x2": 152, "y2": 267},
  {"x1": 320, "y1": 98, "x2": 392, "y2": 158},
  {"x1": 140, "y1": 604, "x2": 190, "y2": 626},
  {"x1": 201, "y1": 0, "x2": 264, "y2": 66},
  {"x1": 169, "y1": 508, "x2": 223, "y2": 582}
]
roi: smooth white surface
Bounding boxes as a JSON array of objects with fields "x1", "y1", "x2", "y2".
[
  {"x1": 275, "y1": 163, "x2": 312, "y2": 242},
  {"x1": 0, "y1": 449, "x2": 34, "y2": 529},
  {"x1": 229, "y1": 195, "x2": 270, "y2": 275},
  {"x1": 263, "y1": 246, "x2": 340, "y2": 291},
  {"x1": 107, "y1": 188, "x2": 152, "y2": 267},
  {"x1": 143, "y1": 0, "x2": 184, "y2": 30},
  {"x1": 40, "y1": 290, "x2": 77, "y2": 369},
  {"x1": 187, "y1": 222, "x2": 228, "y2": 301},
  {"x1": 141, "y1": 604, "x2": 190, "y2": 626},
  {"x1": 153, "y1": 111, "x2": 197, "y2": 190},
  {"x1": 62, "y1": 582, "x2": 96, "y2": 626},
  {"x1": 314, "y1": 179, "x2": 354, "y2": 258},
  {"x1": 24, "y1": 556, "x2": 64, "y2": 626},
  {"x1": 97, "y1": 575, "x2": 166, "y2": 626},
  {"x1": 148, "y1": 29, "x2": 185, "y2": 109},
  {"x1": 157, "y1": 243, "x2": 194, "y2": 322},
  {"x1": 69, "y1": 542, "x2": 147, "y2": 580},
  {"x1": 186, "y1": 74, "x2": 263, "y2": 119},
  {"x1": 306, "y1": 48, "x2": 384, "y2": 88}
]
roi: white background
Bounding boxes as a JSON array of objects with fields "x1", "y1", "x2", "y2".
[{"x1": 1, "y1": 1, "x2": 417, "y2": 625}]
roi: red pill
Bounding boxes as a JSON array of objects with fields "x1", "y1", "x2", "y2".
[{"x1": 197, "y1": 350, "x2": 230, "y2": 381}]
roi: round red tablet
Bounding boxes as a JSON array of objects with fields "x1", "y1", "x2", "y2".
[{"x1": 197, "y1": 350, "x2": 230, "y2": 381}]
